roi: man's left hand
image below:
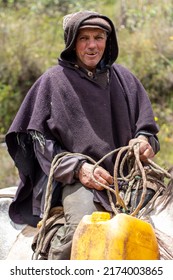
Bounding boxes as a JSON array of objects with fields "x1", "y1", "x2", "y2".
[{"x1": 128, "y1": 135, "x2": 155, "y2": 161}]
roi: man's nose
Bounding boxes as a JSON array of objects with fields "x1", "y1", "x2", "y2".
[{"x1": 87, "y1": 39, "x2": 97, "y2": 48}]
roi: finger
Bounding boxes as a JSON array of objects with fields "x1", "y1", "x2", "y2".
[
  {"x1": 91, "y1": 172, "x2": 105, "y2": 186},
  {"x1": 144, "y1": 148, "x2": 154, "y2": 159},
  {"x1": 85, "y1": 179, "x2": 104, "y2": 191},
  {"x1": 139, "y1": 142, "x2": 150, "y2": 154},
  {"x1": 81, "y1": 171, "x2": 104, "y2": 190},
  {"x1": 140, "y1": 148, "x2": 155, "y2": 161},
  {"x1": 94, "y1": 168, "x2": 113, "y2": 185}
]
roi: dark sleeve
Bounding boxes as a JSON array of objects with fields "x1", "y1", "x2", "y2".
[
  {"x1": 30, "y1": 131, "x2": 86, "y2": 185},
  {"x1": 135, "y1": 131, "x2": 160, "y2": 154},
  {"x1": 114, "y1": 64, "x2": 160, "y2": 154}
]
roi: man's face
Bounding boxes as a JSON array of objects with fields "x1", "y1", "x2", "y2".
[{"x1": 75, "y1": 28, "x2": 107, "y2": 71}]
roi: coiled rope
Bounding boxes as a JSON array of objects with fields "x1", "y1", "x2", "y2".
[{"x1": 32, "y1": 143, "x2": 172, "y2": 259}]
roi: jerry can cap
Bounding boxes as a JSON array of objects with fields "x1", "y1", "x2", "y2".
[{"x1": 90, "y1": 211, "x2": 111, "y2": 222}]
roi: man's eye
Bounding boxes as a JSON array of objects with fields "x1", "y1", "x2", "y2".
[
  {"x1": 96, "y1": 36, "x2": 104, "y2": 40},
  {"x1": 79, "y1": 36, "x2": 87, "y2": 40}
]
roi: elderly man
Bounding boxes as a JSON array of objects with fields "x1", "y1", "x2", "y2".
[{"x1": 6, "y1": 11, "x2": 159, "y2": 259}]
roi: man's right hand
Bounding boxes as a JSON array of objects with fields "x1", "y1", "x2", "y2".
[{"x1": 78, "y1": 162, "x2": 113, "y2": 190}]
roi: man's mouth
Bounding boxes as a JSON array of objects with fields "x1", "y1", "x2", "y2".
[
  {"x1": 87, "y1": 52, "x2": 97, "y2": 55},
  {"x1": 86, "y1": 52, "x2": 98, "y2": 57}
]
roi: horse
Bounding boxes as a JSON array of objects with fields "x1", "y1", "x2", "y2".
[
  {"x1": 139, "y1": 174, "x2": 173, "y2": 259},
  {"x1": 0, "y1": 186, "x2": 38, "y2": 260}
]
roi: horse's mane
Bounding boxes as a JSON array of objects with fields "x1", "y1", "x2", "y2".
[{"x1": 154, "y1": 178, "x2": 173, "y2": 213}]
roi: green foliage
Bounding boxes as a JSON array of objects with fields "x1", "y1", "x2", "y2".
[
  {"x1": 0, "y1": 0, "x2": 99, "y2": 14},
  {"x1": 0, "y1": 9, "x2": 60, "y2": 132},
  {"x1": 0, "y1": 144, "x2": 19, "y2": 189},
  {"x1": 116, "y1": 0, "x2": 173, "y2": 105},
  {"x1": 0, "y1": 84, "x2": 20, "y2": 134},
  {"x1": 153, "y1": 105, "x2": 173, "y2": 168}
]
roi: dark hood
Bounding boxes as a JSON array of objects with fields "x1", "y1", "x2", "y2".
[{"x1": 60, "y1": 11, "x2": 119, "y2": 69}]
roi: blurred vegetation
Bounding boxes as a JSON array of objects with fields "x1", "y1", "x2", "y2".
[
  {"x1": 0, "y1": 144, "x2": 19, "y2": 188},
  {"x1": 0, "y1": 0, "x2": 173, "y2": 188}
]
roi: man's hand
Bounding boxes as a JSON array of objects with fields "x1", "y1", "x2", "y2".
[
  {"x1": 128, "y1": 135, "x2": 155, "y2": 161},
  {"x1": 78, "y1": 162, "x2": 113, "y2": 190}
]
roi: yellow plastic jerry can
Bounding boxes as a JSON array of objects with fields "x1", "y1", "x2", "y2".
[{"x1": 70, "y1": 212, "x2": 160, "y2": 260}]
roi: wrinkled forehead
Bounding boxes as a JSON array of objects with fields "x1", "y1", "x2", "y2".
[{"x1": 77, "y1": 27, "x2": 107, "y2": 36}]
